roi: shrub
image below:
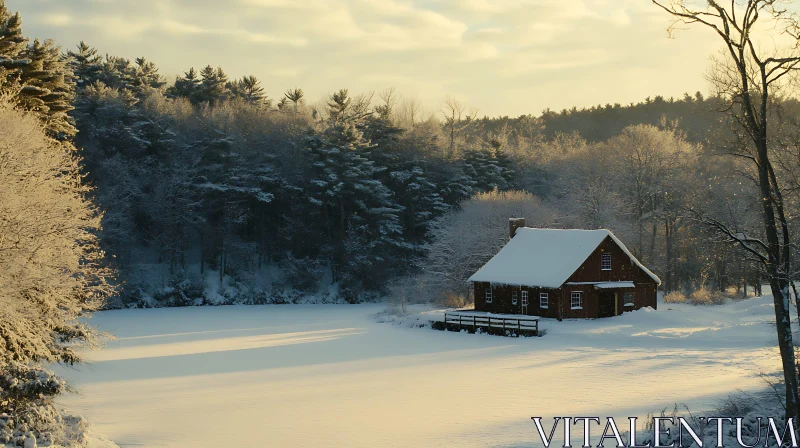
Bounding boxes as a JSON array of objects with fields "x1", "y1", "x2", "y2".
[
  {"x1": 688, "y1": 288, "x2": 726, "y2": 305},
  {"x1": 0, "y1": 362, "x2": 88, "y2": 447},
  {"x1": 663, "y1": 291, "x2": 687, "y2": 303},
  {"x1": 441, "y1": 292, "x2": 469, "y2": 308},
  {"x1": 689, "y1": 288, "x2": 712, "y2": 305}
]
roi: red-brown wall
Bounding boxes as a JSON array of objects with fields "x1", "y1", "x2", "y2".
[
  {"x1": 559, "y1": 284, "x2": 597, "y2": 319},
  {"x1": 473, "y1": 282, "x2": 561, "y2": 319}
]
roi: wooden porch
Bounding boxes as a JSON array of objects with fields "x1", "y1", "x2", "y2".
[{"x1": 432, "y1": 311, "x2": 540, "y2": 337}]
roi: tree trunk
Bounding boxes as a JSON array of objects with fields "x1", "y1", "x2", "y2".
[
  {"x1": 649, "y1": 221, "x2": 657, "y2": 265},
  {"x1": 756, "y1": 131, "x2": 799, "y2": 424},
  {"x1": 739, "y1": 259, "x2": 745, "y2": 298},
  {"x1": 665, "y1": 220, "x2": 673, "y2": 292},
  {"x1": 200, "y1": 230, "x2": 205, "y2": 275},
  {"x1": 769, "y1": 278, "x2": 798, "y2": 420},
  {"x1": 219, "y1": 249, "x2": 226, "y2": 283},
  {"x1": 791, "y1": 280, "x2": 800, "y2": 328}
]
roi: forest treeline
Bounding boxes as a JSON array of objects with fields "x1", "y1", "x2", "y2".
[{"x1": 3, "y1": 5, "x2": 796, "y2": 308}]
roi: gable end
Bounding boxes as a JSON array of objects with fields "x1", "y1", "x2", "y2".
[{"x1": 565, "y1": 236, "x2": 660, "y2": 285}]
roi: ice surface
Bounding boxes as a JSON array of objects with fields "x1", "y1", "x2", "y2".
[{"x1": 54, "y1": 295, "x2": 779, "y2": 447}]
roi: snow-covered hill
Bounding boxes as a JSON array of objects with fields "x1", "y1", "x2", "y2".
[{"x1": 55, "y1": 295, "x2": 782, "y2": 447}]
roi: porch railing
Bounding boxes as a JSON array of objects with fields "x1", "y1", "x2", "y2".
[{"x1": 443, "y1": 312, "x2": 539, "y2": 336}]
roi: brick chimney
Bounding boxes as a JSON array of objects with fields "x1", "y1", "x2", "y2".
[{"x1": 509, "y1": 217, "x2": 525, "y2": 239}]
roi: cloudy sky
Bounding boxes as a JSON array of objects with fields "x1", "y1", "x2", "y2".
[{"x1": 12, "y1": 0, "x2": 720, "y2": 117}]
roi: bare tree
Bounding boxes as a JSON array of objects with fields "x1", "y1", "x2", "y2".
[
  {"x1": 606, "y1": 124, "x2": 695, "y2": 264},
  {"x1": 442, "y1": 95, "x2": 478, "y2": 159},
  {"x1": 399, "y1": 97, "x2": 423, "y2": 130},
  {"x1": 374, "y1": 86, "x2": 398, "y2": 120},
  {"x1": 652, "y1": 0, "x2": 800, "y2": 423}
]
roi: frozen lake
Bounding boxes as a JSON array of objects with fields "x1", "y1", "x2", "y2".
[{"x1": 57, "y1": 297, "x2": 781, "y2": 447}]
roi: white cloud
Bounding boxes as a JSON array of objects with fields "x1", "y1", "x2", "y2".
[
  {"x1": 39, "y1": 13, "x2": 73, "y2": 27},
  {"x1": 15, "y1": 0, "x2": 723, "y2": 116},
  {"x1": 161, "y1": 20, "x2": 205, "y2": 35},
  {"x1": 460, "y1": 43, "x2": 500, "y2": 61}
]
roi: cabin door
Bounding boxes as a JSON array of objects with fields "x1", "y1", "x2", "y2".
[
  {"x1": 598, "y1": 291, "x2": 616, "y2": 318},
  {"x1": 521, "y1": 291, "x2": 529, "y2": 315}
]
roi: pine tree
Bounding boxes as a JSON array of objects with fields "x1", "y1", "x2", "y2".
[
  {"x1": 198, "y1": 65, "x2": 228, "y2": 106},
  {"x1": 327, "y1": 88, "x2": 350, "y2": 124},
  {"x1": 168, "y1": 67, "x2": 201, "y2": 103},
  {"x1": 304, "y1": 89, "x2": 406, "y2": 296},
  {"x1": 489, "y1": 139, "x2": 515, "y2": 188},
  {"x1": 362, "y1": 114, "x2": 447, "y2": 241},
  {"x1": 96, "y1": 54, "x2": 135, "y2": 91},
  {"x1": 0, "y1": 4, "x2": 76, "y2": 137},
  {"x1": 65, "y1": 41, "x2": 101, "y2": 87},
  {"x1": 277, "y1": 96, "x2": 289, "y2": 110},
  {"x1": 284, "y1": 88, "x2": 304, "y2": 111},
  {"x1": 0, "y1": 0, "x2": 26, "y2": 74},
  {"x1": 17, "y1": 38, "x2": 76, "y2": 137},
  {"x1": 130, "y1": 57, "x2": 165, "y2": 99},
  {"x1": 462, "y1": 142, "x2": 514, "y2": 192},
  {"x1": 229, "y1": 75, "x2": 269, "y2": 106}
]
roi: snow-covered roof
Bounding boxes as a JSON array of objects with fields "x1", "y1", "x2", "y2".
[{"x1": 468, "y1": 228, "x2": 661, "y2": 288}]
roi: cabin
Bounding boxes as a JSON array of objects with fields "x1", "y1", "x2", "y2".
[{"x1": 468, "y1": 219, "x2": 661, "y2": 320}]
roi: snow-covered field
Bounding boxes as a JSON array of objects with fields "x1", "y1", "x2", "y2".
[{"x1": 56, "y1": 296, "x2": 781, "y2": 447}]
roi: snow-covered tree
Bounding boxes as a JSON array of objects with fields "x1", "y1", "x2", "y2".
[
  {"x1": 65, "y1": 41, "x2": 101, "y2": 87},
  {"x1": 168, "y1": 67, "x2": 202, "y2": 103},
  {"x1": 0, "y1": 100, "x2": 113, "y2": 438},
  {"x1": 129, "y1": 56, "x2": 166, "y2": 99},
  {"x1": 0, "y1": 1, "x2": 26, "y2": 74},
  {"x1": 416, "y1": 189, "x2": 560, "y2": 304},
  {"x1": 198, "y1": 65, "x2": 229, "y2": 107},
  {"x1": 17, "y1": 38, "x2": 76, "y2": 137},
  {"x1": 0, "y1": 3, "x2": 76, "y2": 137}
]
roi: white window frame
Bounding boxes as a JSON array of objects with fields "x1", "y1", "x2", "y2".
[
  {"x1": 485, "y1": 287, "x2": 492, "y2": 303},
  {"x1": 623, "y1": 291, "x2": 635, "y2": 307},
  {"x1": 521, "y1": 290, "x2": 529, "y2": 306},
  {"x1": 570, "y1": 291, "x2": 582, "y2": 310},
  {"x1": 539, "y1": 292, "x2": 549, "y2": 309},
  {"x1": 512, "y1": 290, "x2": 518, "y2": 305},
  {"x1": 601, "y1": 253, "x2": 612, "y2": 271}
]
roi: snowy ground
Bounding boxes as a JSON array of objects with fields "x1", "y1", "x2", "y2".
[{"x1": 55, "y1": 296, "x2": 782, "y2": 447}]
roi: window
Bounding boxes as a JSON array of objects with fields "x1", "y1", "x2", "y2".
[
  {"x1": 485, "y1": 287, "x2": 492, "y2": 303},
  {"x1": 570, "y1": 292, "x2": 582, "y2": 309},
  {"x1": 512, "y1": 290, "x2": 518, "y2": 305},
  {"x1": 521, "y1": 290, "x2": 529, "y2": 306},
  {"x1": 601, "y1": 253, "x2": 612, "y2": 271},
  {"x1": 623, "y1": 292, "x2": 634, "y2": 307},
  {"x1": 540, "y1": 292, "x2": 549, "y2": 308}
]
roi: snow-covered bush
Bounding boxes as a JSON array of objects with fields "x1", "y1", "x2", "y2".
[{"x1": 0, "y1": 363, "x2": 90, "y2": 447}]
